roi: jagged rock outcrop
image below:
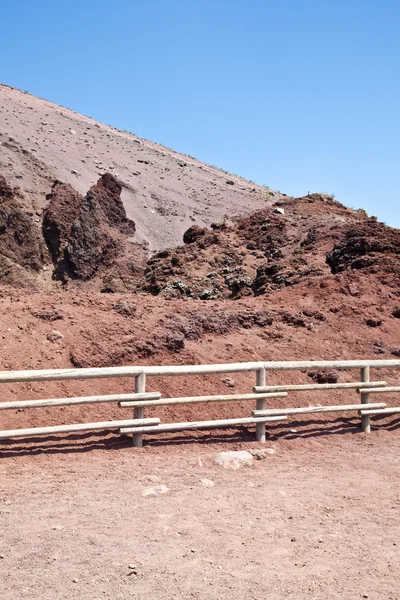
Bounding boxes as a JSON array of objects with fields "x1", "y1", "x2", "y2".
[
  {"x1": 1, "y1": 169, "x2": 399, "y2": 298},
  {"x1": 143, "y1": 195, "x2": 400, "y2": 300},
  {"x1": 326, "y1": 221, "x2": 400, "y2": 277},
  {"x1": 0, "y1": 175, "x2": 45, "y2": 286},
  {"x1": 43, "y1": 173, "x2": 140, "y2": 283},
  {"x1": 42, "y1": 181, "x2": 83, "y2": 270}
]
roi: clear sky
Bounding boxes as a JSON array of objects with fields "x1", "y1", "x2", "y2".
[{"x1": 1, "y1": 0, "x2": 399, "y2": 226}]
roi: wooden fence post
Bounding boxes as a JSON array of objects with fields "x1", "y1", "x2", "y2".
[
  {"x1": 255, "y1": 367, "x2": 267, "y2": 443},
  {"x1": 360, "y1": 366, "x2": 370, "y2": 433},
  {"x1": 132, "y1": 373, "x2": 146, "y2": 447}
]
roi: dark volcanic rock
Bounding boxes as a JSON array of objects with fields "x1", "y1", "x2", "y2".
[
  {"x1": 365, "y1": 318, "x2": 382, "y2": 327},
  {"x1": 42, "y1": 181, "x2": 82, "y2": 264},
  {"x1": 307, "y1": 370, "x2": 339, "y2": 384},
  {"x1": 183, "y1": 225, "x2": 206, "y2": 244},
  {"x1": 0, "y1": 175, "x2": 44, "y2": 280},
  {"x1": 66, "y1": 194, "x2": 119, "y2": 280},
  {"x1": 166, "y1": 332, "x2": 185, "y2": 352},
  {"x1": 326, "y1": 222, "x2": 400, "y2": 275},
  {"x1": 85, "y1": 173, "x2": 136, "y2": 235},
  {"x1": 43, "y1": 173, "x2": 138, "y2": 281}
]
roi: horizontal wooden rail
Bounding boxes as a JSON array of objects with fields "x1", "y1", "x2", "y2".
[
  {"x1": 360, "y1": 407, "x2": 400, "y2": 416},
  {"x1": 119, "y1": 392, "x2": 288, "y2": 409},
  {"x1": 253, "y1": 381, "x2": 387, "y2": 393},
  {"x1": 0, "y1": 392, "x2": 161, "y2": 411},
  {"x1": 120, "y1": 415, "x2": 287, "y2": 435},
  {"x1": 357, "y1": 387, "x2": 400, "y2": 394},
  {"x1": 0, "y1": 418, "x2": 160, "y2": 440},
  {"x1": 141, "y1": 362, "x2": 265, "y2": 376},
  {"x1": 252, "y1": 403, "x2": 387, "y2": 418},
  {"x1": 131, "y1": 360, "x2": 400, "y2": 376},
  {"x1": 0, "y1": 366, "x2": 144, "y2": 383},
  {"x1": 261, "y1": 360, "x2": 400, "y2": 371},
  {"x1": 1, "y1": 359, "x2": 399, "y2": 384}
]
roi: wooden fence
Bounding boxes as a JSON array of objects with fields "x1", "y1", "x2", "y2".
[{"x1": 0, "y1": 360, "x2": 399, "y2": 446}]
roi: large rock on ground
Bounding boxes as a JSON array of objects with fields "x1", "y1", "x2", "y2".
[
  {"x1": 86, "y1": 173, "x2": 135, "y2": 235},
  {"x1": 42, "y1": 181, "x2": 82, "y2": 265},
  {"x1": 214, "y1": 450, "x2": 254, "y2": 469}
]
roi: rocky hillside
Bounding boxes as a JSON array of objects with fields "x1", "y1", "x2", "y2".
[
  {"x1": 1, "y1": 84, "x2": 400, "y2": 435},
  {"x1": 0, "y1": 171, "x2": 147, "y2": 291},
  {"x1": 145, "y1": 194, "x2": 400, "y2": 299},
  {"x1": 2, "y1": 165, "x2": 399, "y2": 298},
  {"x1": 0, "y1": 83, "x2": 280, "y2": 251},
  {"x1": 2, "y1": 83, "x2": 398, "y2": 299}
]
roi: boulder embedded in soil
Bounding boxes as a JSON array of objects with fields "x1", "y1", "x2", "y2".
[
  {"x1": 183, "y1": 225, "x2": 206, "y2": 244},
  {"x1": 307, "y1": 370, "x2": 338, "y2": 384},
  {"x1": 214, "y1": 451, "x2": 254, "y2": 469},
  {"x1": 46, "y1": 330, "x2": 64, "y2": 342}
]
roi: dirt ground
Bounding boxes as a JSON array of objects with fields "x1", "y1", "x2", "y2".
[{"x1": 1, "y1": 425, "x2": 400, "y2": 600}]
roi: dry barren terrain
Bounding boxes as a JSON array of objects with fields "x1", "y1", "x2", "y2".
[
  {"x1": 1, "y1": 433, "x2": 400, "y2": 600},
  {"x1": 1, "y1": 84, "x2": 400, "y2": 600}
]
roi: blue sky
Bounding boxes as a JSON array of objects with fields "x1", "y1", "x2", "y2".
[{"x1": 1, "y1": 0, "x2": 399, "y2": 226}]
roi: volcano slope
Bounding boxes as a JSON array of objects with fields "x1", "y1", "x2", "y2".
[
  {"x1": 0, "y1": 84, "x2": 400, "y2": 441},
  {"x1": 0, "y1": 83, "x2": 279, "y2": 251}
]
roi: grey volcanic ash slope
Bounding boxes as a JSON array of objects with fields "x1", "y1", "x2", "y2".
[{"x1": 0, "y1": 83, "x2": 278, "y2": 251}]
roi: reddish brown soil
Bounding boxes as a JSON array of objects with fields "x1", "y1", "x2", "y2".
[
  {"x1": 0, "y1": 273, "x2": 399, "y2": 437},
  {"x1": 1, "y1": 434, "x2": 400, "y2": 600}
]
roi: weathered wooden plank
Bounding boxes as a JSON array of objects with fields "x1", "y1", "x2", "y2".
[
  {"x1": 252, "y1": 403, "x2": 387, "y2": 417},
  {"x1": 0, "y1": 392, "x2": 161, "y2": 411},
  {"x1": 142, "y1": 360, "x2": 400, "y2": 375},
  {"x1": 119, "y1": 392, "x2": 287, "y2": 409},
  {"x1": 262, "y1": 360, "x2": 400, "y2": 371},
  {"x1": 360, "y1": 407, "x2": 400, "y2": 416},
  {"x1": 256, "y1": 367, "x2": 267, "y2": 443},
  {"x1": 0, "y1": 418, "x2": 160, "y2": 440},
  {"x1": 360, "y1": 366, "x2": 371, "y2": 433},
  {"x1": 143, "y1": 362, "x2": 265, "y2": 376},
  {"x1": 253, "y1": 381, "x2": 387, "y2": 393},
  {"x1": 132, "y1": 373, "x2": 146, "y2": 448},
  {"x1": 0, "y1": 360, "x2": 398, "y2": 384},
  {"x1": 0, "y1": 366, "x2": 144, "y2": 383},
  {"x1": 120, "y1": 415, "x2": 287, "y2": 435},
  {"x1": 357, "y1": 387, "x2": 400, "y2": 394}
]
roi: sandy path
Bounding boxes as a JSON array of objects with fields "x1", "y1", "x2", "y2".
[{"x1": 1, "y1": 433, "x2": 399, "y2": 600}]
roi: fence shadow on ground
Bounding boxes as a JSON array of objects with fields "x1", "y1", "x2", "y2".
[
  {"x1": 1, "y1": 415, "x2": 399, "y2": 458},
  {"x1": 0, "y1": 430, "x2": 131, "y2": 458}
]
